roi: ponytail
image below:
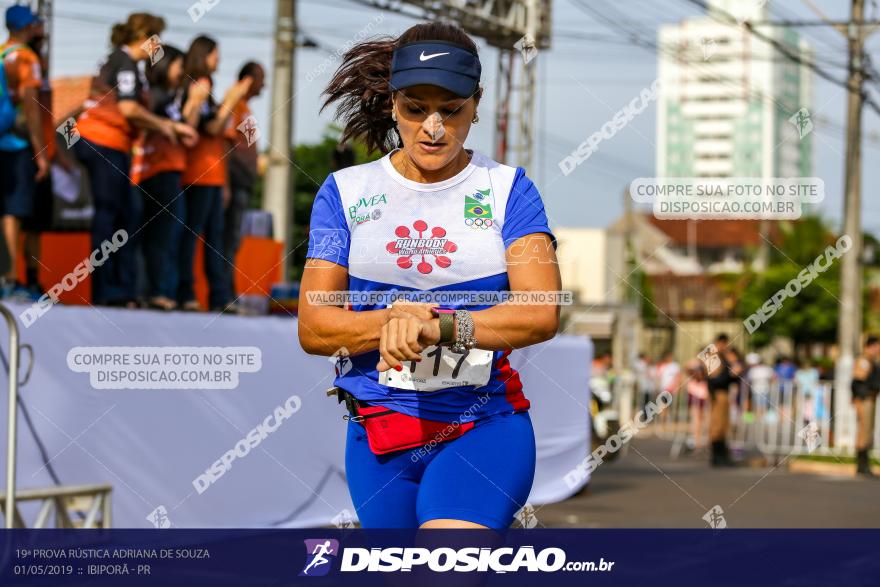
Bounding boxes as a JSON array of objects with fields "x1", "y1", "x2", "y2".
[
  {"x1": 110, "y1": 24, "x2": 128, "y2": 47},
  {"x1": 110, "y1": 12, "x2": 165, "y2": 47},
  {"x1": 322, "y1": 22, "x2": 478, "y2": 155},
  {"x1": 321, "y1": 38, "x2": 397, "y2": 155}
]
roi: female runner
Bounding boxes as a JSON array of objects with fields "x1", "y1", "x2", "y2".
[{"x1": 299, "y1": 22, "x2": 560, "y2": 530}]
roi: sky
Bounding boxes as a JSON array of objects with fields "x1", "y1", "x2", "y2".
[{"x1": 34, "y1": 0, "x2": 880, "y2": 235}]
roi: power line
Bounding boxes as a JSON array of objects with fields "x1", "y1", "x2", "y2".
[
  {"x1": 552, "y1": 31, "x2": 641, "y2": 44},
  {"x1": 53, "y1": 11, "x2": 273, "y2": 39},
  {"x1": 52, "y1": 10, "x2": 346, "y2": 55},
  {"x1": 566, "y1": 0, "x2": 880, "y2": 156},
  {"x1": 769, "y1": 1, "x2": 848, "y2": 60},
  {"x1": 568, "y1": 0, "x2": 656, "y2": 50},
  {"x1": 570, "y1": 0, "x2": 850, "y2": 70},
  {"x1": 626, "y1": 0, "x2": 695, "y2": 25},
  {"x1": 681, "y1": 0, "x2": 880, "y2": 118},
  {"x1": 568, "y1": 0, "x2": 802, "y2": 111}
]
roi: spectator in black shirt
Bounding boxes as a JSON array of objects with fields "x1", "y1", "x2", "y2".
[
  {"x1": 706, "y1": 333, "x2": 738, "y2": 467},
  {"x1": 851, "y1": 335, "x2": 880, "y2": 477},
  {"x1": 223, "y1": 61, "x2": 264, "y2": 301}
]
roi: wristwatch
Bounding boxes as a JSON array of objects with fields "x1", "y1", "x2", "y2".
[{"x1": 432, "y1": 307, "x2": 456, "y2": 345}]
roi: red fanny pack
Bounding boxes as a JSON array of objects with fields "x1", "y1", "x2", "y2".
[{"x1": 330, "y1": 387, "x2": 474, "y2": 455}]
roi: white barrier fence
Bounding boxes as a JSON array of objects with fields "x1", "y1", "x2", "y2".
[
  {"x1": 630, "y1": 380, "x2": 880, "y2": 460},
  {"x1": 0, "y1": 301, "x2": 593, "y2": 528}
]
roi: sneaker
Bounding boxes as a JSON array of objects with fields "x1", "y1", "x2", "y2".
[
  {"x1": 0, "y1": 277, "x2": 16, "y2": 299},
  {"x1": 105, "y1": 299, "x2": 142, "y2": 309},
  {"x1": 13, "y1": 284, "x2": 42, "y2": 302},
  {"x1": 25, "y1": 282, "x2": 44, "y2": 297},
  {"x1": 857, "y1": 451, "x2": 876, "y2": 478},
  {"x1": 146, "y1": 296, "x2": 177, "y2": 311},
  {"x1": 211, "y1": 302, "x2": 242, "y2": 315},
  {"x1": 180, "y1": 300, "x2": 203, "y2": 312},
  {"x1": 3, "y1": 281, "x2": 41, "y2": 303}
]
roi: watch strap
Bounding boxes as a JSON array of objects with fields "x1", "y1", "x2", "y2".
[{"x1": 438, "y1": 312, "x2": 455, "y2": 344}]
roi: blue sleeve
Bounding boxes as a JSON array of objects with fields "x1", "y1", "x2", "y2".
[
  {"x1": 306, "y1": 174, "x2": 350, "y2": 267},
  {"x1": 501, "y1": 167, "x2": 557, "y2": 249}
]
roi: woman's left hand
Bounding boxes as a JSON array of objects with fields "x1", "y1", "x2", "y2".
[{"x1": 376, "y1": 314, "x2": 440, "y2": 372}]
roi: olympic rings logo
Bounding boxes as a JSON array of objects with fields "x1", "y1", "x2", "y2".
[{"x1": 464, "y1": 217, "x2": 493, "y2": 230}]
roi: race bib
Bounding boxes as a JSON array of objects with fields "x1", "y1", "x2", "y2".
[{"x1": 379, "y1": 346, "x2": 493, "y2": 392}]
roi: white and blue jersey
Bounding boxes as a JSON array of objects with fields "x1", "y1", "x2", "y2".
[{"x1": 306, "y1": 149, "x2": 555, "y2": 423}]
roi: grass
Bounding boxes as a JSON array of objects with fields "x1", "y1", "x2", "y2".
[{"x1": 793, "y1": 453, "x2": 880, "y2": 466}]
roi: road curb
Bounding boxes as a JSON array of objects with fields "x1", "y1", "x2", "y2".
[{"x1": 788, "y1": 459, "x2": 879, "y2": 478}]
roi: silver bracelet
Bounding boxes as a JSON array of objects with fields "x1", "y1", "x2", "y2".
[{"x1": 451, "y1": 309, "x2": 477, "y2": 353}]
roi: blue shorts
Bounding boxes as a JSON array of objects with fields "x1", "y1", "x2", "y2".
[
  {"x1": 0, "y1": 147, "x2": 36, "y2": 219},
  {"x1": 345, "y1": 409, "x2": 536, "y2": 530}
]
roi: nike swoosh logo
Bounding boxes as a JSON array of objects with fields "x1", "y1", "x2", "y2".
[{"x1": 419, "y1": 51, "x2": 450, "y2": 61}]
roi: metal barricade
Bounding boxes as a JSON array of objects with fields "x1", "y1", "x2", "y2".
[
  {"x1": 0, "y1": 302, "x2": 112, "y2": 528},
  {"x1": 627, "y1": 379, "x2": 696, "y2": 456},
  {"x1": 752, "y1": 381, "x2": 847, "y2": 458},
  {"x1": 2, "y1": 303, "x2": 19, "y2": 529},
  {"x1": 638, "y1": 376, "x2": 880, "y2": 460}
]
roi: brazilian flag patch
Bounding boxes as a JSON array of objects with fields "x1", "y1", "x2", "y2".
[{"x1": 464, "y1": 189, "x2": 493, "y2": 229}]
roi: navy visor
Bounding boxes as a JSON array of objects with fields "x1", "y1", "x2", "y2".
[{"x1": 389, "y1": 41, "x2": 481, "y2": 98}]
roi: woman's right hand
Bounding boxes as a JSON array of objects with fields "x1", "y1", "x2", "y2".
[
  {"x1": 387, "y1": 302, "x2": 435, "y2": 322},
  {"x1": 159, "y1": 119, "x2": 178, "y2": 144},
  {"x1": 225, "y1": 77, "x2": 253, "y2": 104},
  {"x1": 376, "y1": 314, "x2": 440, "y2": 373},
  {"x1": 190, "y1": 77, "x2": 212, "y2": 103},
  {"x1": 173, "y1": 121, "x2": 199, "y2": 147}
]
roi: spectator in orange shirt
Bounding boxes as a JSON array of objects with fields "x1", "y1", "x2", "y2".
[
  {"x1": 176, "y1": 36, "x2": 251, "y2": 312},
  {"x1": 0, "y1": 5, "x2": 47, "y2": 297},
  {"x1": 223, "y1": 61, "x2": 264, "y2": 299},
  {"x1": 132, "y1": 44, "x2": 196, "y2": 311},
  {"x1": 73, "y1": 13, "x2": 195, "y2": 306},
  {"x1": 20, "y1": 18, "x2": 53, "y2": 299}
]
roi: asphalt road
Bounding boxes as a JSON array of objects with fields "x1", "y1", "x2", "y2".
[{"x1": 533, "y1": 437, "x2": 880, "y2": 528}]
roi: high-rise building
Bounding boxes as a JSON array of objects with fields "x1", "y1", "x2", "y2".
[{"x1": 656, "y1": 0, "x2": 813, "y2": 179}]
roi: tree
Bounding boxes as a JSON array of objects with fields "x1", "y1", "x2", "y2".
[{"x1": 734, "y1": 216, "x2": 865, "y2": 349}]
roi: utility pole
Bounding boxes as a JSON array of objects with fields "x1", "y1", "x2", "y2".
[
  {"x1": 493, "y1": 50, "x2": 513, "y2": 164},
  {"x1": 835, "y1": 0, "x2": 866, "y2": 450},
  {"x1": 36, "y1": 0, "x2": 51, "y2": 69},
  {"x1": 516, "y1": 0, "x2": 538, "y2": 170},
  {"x1": 615, "y1": 187, "x2": 638, "y2": 431},
  {"x1": 264, "y1": 0, "x2": 296, "y2": 279}
]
